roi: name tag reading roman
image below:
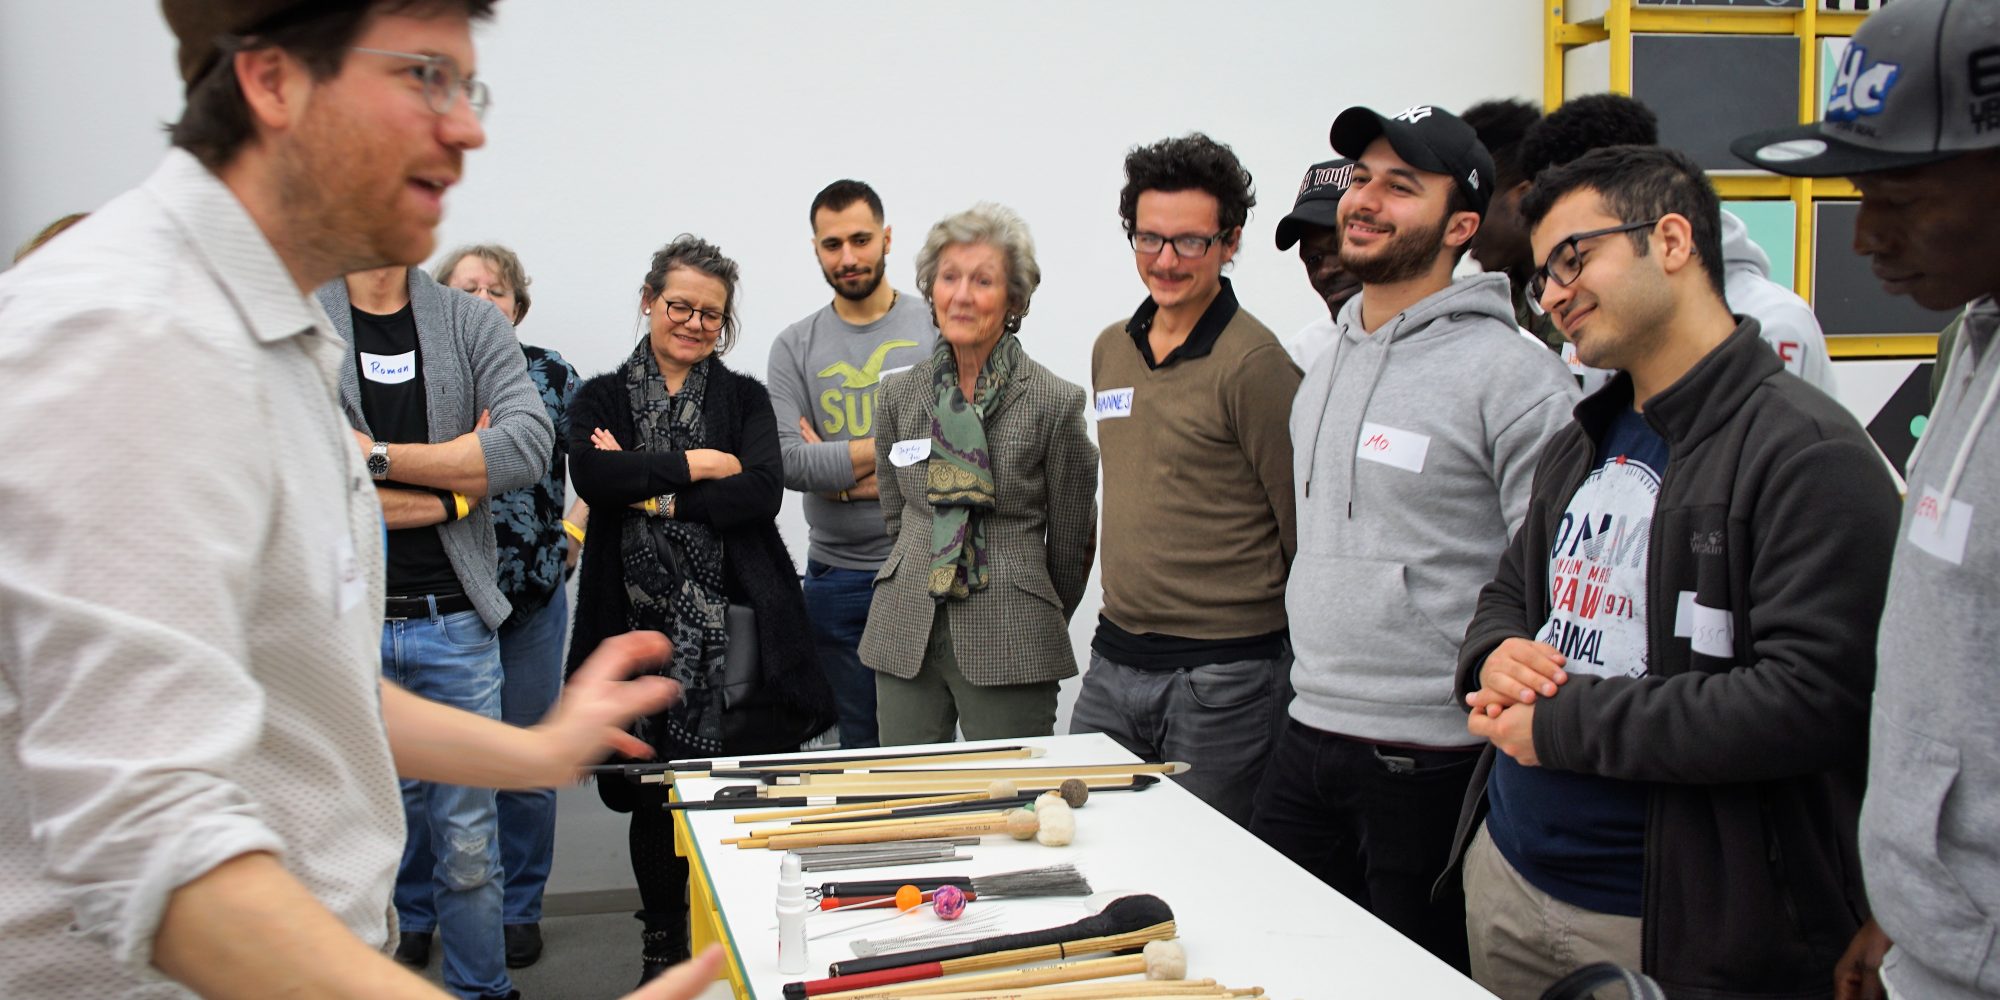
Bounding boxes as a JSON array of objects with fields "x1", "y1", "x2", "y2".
[
  {"x1": 359, "y1": 350, "x2": 416, "y2": 385},
  {"x1": 889, "y1": 438, "x2": 932, "y2": 467},
  {"x1": 1355, "y1": 422, "x2": 1430, "y2": 474},
  {"x1": 1908, "y1": 486, "x2": 1973, "y2": 566},
  {"x1": 1095, "y1": 388, "x2": 1135, "y2": 420},
  {"x1": 1674, "y1": 591, "x2": 1735, "y2": 658}
]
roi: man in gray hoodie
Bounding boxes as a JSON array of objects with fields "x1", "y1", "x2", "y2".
[
  {"x1": 1249, "y1": 104, "x2": 1577, "y2": 972},
  {"x1": 1735, "y1": 2, "x2": 2000, "y2": 996}
]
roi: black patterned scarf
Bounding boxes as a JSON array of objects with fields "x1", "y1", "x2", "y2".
[{"x1": 619, "y1": 340, "x2": 729, "y2": 753}]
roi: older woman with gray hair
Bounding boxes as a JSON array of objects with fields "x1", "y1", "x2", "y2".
[{"x1": 859, "y1": 203, "x2": 1098, "y2": 744}]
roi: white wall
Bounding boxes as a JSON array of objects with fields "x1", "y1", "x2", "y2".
[{"x1": 1, "y1": 0, "x2": 1540, "y2": 894}]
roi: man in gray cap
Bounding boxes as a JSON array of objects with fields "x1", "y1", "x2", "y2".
[
  {"x1": 1735, "y1": 2, "x2": 2000, "y2": 998},
  {"x1": 0, "y1": 3, "x2": 720, "y2": 999},
  {"x1": 1273, "y1": 157, "x2": 1361, "y2": 371}
]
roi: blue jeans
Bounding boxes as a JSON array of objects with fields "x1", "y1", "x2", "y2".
[
  {"x1": 383, "y1": 604, "x2": 511, "y2": 1000},
  {"x1": 803, "y1": 559, "x2": 879, "y2": 749},
  {"x1": 399, "y1": 587, "x2": 567, "y2": 929},
  {"x1": 1068, "y1": 649, "x2": 1291, "y2": 827}
]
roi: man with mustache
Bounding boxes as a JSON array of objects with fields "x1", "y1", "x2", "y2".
[
  {"x1": 0, "y1": 2, "x2": 717, "y2": 997},
  {"x1": 1251, "y1": 104, "x2": 1576, "y2": 972},
  {"x1": 1274, "y1": 157, "x2": 1362, "y2": 371},
  {"x1": 1734, "y1": 2, "x2": 2000, "y2": 995},
  {"x1": 1448, "y1": 143, "x2": 1896, "y2": 998},
  {"x1": 1075, "y1": 133, "x2": 1300, "y2": 825},
  {"x1": 768, "y1": 179, "x2": 934, "y2": 749}
]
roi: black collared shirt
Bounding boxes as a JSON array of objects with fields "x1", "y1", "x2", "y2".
[{"x1": 1124, "y1": 276, "x2": 1241, "y2": 370}]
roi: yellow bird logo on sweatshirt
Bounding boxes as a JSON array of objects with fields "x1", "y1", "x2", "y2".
[{"x1": 818, "y1": 339, "x2": 919, "y2": 435}]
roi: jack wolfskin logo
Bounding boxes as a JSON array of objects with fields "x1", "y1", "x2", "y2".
[
  {"x1": 1826, "y1": 44, "x2": 1901, "y2": 122},
  {"x1": 1690, "y1": 530, "x2": 1724, "y2": 556},
  {"x1": 1392, "y1": 105, "x2": 1435, "y2": 124}
]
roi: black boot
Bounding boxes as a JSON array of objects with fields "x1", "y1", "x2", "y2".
[{"x1": 637, "y1": 911, "x2": 689, "y2": 986}]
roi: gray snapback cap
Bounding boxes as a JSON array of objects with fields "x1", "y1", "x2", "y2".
[{"x1": 1732, "y1": 0, "x2": 2000, "y2": 176}]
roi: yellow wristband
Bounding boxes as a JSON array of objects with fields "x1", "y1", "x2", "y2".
[
  {"x1": 562, "y1": 519, "x2": 586, "y2": 543},
  {"x1": 643, "y1": 496, "x2": 660, "y2": 515},
  {"x1": 452, "y1": 492, "x2": 471, "y2": 520}
]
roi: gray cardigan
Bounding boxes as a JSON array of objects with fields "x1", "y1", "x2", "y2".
[{"x1": 317, "y1": 270, "x2": 553, "y2": 629}]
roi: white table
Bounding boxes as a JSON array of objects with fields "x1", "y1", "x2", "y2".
[{"x1": 670, "y1": 733, "x2": 1493, "y2": 999}]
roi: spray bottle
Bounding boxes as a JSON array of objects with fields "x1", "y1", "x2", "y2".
[{"x1": 776, "y1": 852, "x2": 810, "y2": 974}]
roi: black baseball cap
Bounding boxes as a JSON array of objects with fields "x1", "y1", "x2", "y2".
[
  {"x1": 1330, "y1": 104, "x2": 1497, "y2": 216},
  {"x1": 1732, "y1": 0, "x2": 2000, "y2": 176},
  {"x1": 1275, "y1": 158, "x2": 1355, "y2": 251}
]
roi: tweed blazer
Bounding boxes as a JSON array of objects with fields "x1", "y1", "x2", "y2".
[{"x1": 859, "y1": 343, "x2": 1098, "y2": 686}]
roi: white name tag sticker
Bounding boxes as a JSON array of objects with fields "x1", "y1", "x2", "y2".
[
  {"x1": 1908, "y1": 486, "x2": 1973, "y2": 566},
  {"x1": 1673, "y1": 591, "x2": 1734, "y2": 658},
  {"x1": 334, "y1": 531, "x2": 365, "y2": 616},
  {"x1": 1094, "y1": 387, "x2": 1135, "y2": 420},
  {"x1": 1354, "y1": 422, "x2": 1430, "y2": 474},
  {"x1": 889, "y1": 438, "x2": 932, "y2": 467},
  {"x1": 359, "y1": 350, "x2": 416, "y2": 385}
]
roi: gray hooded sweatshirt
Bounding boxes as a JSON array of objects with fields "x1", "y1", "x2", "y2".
[
  {"x1": 1864, "y1": 295, "x2": 2000, "y2": 1000},
  {"x1": 1287, "y1": 272, "x2": 1579, "y2": 747},
  {"x1": 1719, "y1": 209, "x2": 1836, "y2": 394}
]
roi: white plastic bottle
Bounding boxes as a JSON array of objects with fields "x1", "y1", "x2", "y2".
[{"x1": 776, "y1": 853, "x2": 810, "y2": 975}]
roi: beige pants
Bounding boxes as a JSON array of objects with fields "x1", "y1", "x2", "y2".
[{"x1": 1463, "y1": 822, "x2": 1644, "y2": 1000}]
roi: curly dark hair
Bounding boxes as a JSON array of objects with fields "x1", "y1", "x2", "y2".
[
  {"x1": 1520, "y1": 144, "x2": 1725, "y2": 300},
  {"x1": 168, "y1": 1, "x2": 497, "y2": 171},
  {"x1": 1517, "y1": 93, "x2": 1659, "y2": 183},
  {"x1": 1461, "y1": 98, "x2": 1543, "y2": 189},
  {"x1": 1118, "y1": 133, "x2": 1256, "y2": 239}
]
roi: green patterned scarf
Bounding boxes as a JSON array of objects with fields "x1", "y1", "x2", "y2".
[{"x1": 926, "y1": 334, "x2": 1022, "y2": 600}]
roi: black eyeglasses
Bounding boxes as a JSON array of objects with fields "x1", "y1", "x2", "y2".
[
  {"x1": 350, "y1": 47, "x2": 491, "y2": 120},
  {"x1": 659, "y1": 298, "x2": 726, "y2": 332},
  {"x1": 1526, "y1": 218, "x2": 1661, "y2": 316},
  {"x1": 1130, "y1": 230, "x2": 1229, "y2": 259}
]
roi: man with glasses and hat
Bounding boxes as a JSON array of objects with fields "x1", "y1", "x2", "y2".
[
  {"x1": 0, "y1": 2, "x2": 720, "y2": 998},
  {"x1": 1735, "y1": 1, "x2": 2000, "y2": 996},
  {"x1": 1072, "y1": 133, "x2": 1301, "y2": 826},
  {"x1": 1251, "y1": 103, "x2": 1576, "y2": 973},
  {"x1": 1446, "y1": 141, "x2": 1898, "y2": 998},
  {"x1": 1274, "y1": 157, "x2": 1362, "y2": 371}
]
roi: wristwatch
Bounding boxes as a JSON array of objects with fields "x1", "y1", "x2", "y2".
[{"x1": 367, "y1": 441, "x2": 391, "y2": 481}]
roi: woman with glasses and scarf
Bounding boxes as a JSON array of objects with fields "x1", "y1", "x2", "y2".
[
  {"x1": 567, "y1": 235, "x2": 833, "y2": 983},
  {"x1": 860, "y1": 203, "x2": 1098, "y2": 745}
]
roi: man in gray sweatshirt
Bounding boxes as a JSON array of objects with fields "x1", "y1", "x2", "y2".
[
  {"x1": 1249, "y1": 104, "x2": 1577, "y2": 972},
  {"x1": 768, "y1": 180, "x2": 936, "y2": 749},
  {"x1": 1734, "y1": 3, "x2": 2000, "y2": 996}
]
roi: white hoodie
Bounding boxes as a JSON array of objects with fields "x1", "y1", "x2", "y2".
[{"x1": 1721, "y1": 210, "x2": 1836, "y2": 394}]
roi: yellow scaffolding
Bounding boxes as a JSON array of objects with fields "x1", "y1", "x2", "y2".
[{"x1": 1541, "y1": 1, "x2": 1920, "y2": 359}]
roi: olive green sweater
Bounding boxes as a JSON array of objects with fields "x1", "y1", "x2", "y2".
[{"x1": 1091, "y1": 287, "x2": 1301, "y2": 640}]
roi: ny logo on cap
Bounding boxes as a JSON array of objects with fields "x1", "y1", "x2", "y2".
[
  {"x1": 1826, "y1": 44, "x2": 1901, "y2": 122},
  {"x1": 1468, "y1": 169, "x2": 1480, "y2": 190},
  {"x1": 1393, "y1": 106, "x2": 1435, "y2": 124}
]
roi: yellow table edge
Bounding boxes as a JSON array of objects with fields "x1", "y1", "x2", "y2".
[{"x1": 673, "y1": 784, "x2": 753, "y2": 999}]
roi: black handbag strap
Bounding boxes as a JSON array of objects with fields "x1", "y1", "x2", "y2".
[{"x1": 1539, "y1": 962, "x2": 1667, "y2": 1000}]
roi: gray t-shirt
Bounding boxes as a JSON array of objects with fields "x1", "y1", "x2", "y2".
[{"x1": 767, "y1": 292, "x2": 936, "y2": 569}]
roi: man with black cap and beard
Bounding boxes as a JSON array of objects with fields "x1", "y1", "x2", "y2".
[
  {"x1": 1252, "y1": 103, "x2": 1576, "y2": 972},
  {"x1": 1274, "y1": 157, "x2": 1362, "y2": 371},
  {"x1": 0, "y1": 2, "x2": 718, "y2": 998},
  {"x1": 768, "y1": 179, "x2": 935, "y2": 750}
]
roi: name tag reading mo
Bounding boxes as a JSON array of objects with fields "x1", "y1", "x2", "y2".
[
  {"x1": 1095, "y1": 388, "x2": 1135, "y2": 420},
  {"x1": 359, "y1": 350, "x2": 416, "y2": 385},
  {"x1": 1908, "y1": 486, "x2": 1973, "y2": 566},
  {"x1": 889, "y1": 438, "x2": 932, "y2": 467},
  {"x1": 1355, "y1": 422, "x2": 1430, "y2": 474}
]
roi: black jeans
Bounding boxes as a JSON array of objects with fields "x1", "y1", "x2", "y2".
[{"x1": 1250, "y1": 718, "x2": 1478, "y2": 972}]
